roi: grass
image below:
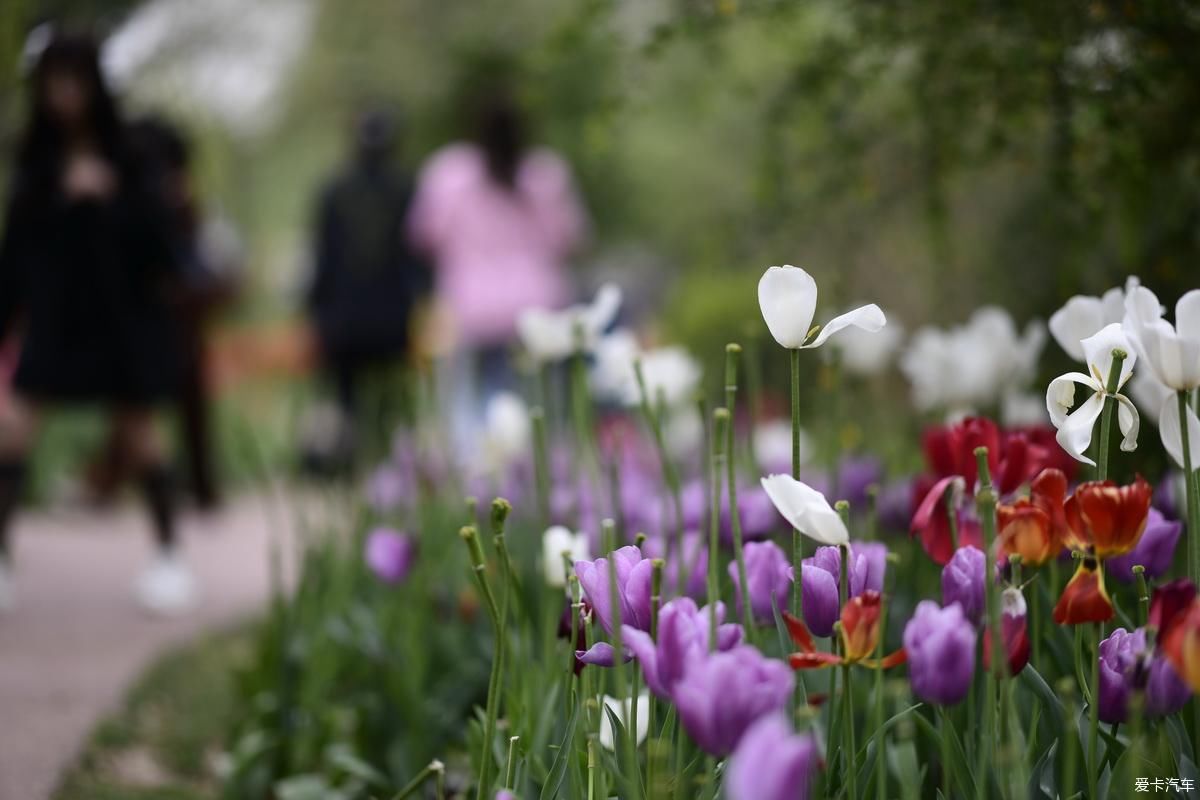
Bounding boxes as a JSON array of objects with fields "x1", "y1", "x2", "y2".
[{"x1": 53, "y1": 626, "x2": 254, "y2": 800}]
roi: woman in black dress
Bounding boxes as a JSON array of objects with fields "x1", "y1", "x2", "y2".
[{"x1": 0, "y1": 33, "x2": 193, "y2": 613}]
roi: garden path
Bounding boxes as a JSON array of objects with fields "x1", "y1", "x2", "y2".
[{"x1": 0, "y1": 491, "x2": 298, "y2": 800}]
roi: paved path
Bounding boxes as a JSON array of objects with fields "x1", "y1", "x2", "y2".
[{"x1": 0, "y1": 492, "x2": 297, "y2": 800}]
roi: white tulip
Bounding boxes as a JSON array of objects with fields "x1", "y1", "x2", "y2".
[
  {"x1": 1045, "y1": 323, "x2": 1139, "y2": 466},
  {"x1": 757, "y1": 265, "x2": 885, "y2": 349},
  {"x1": 624, "y1": 347, "x2": 702, "y2": 408},
  {"x1": 831, "y1": 315, "x2": 904, "y2": 376},
  {"x1": 1122, "y1": 286, "x2": 1200, "y2": 392},
  {"x1": 760, "y1": 474, "x2": 849, "y2": 546},
  {"x1": 590, "y1": 329, "x2": 642, "y2": 402},
  {"x1": 1159, "y1": 396, "x2": 1200, "y2": 472},
  {"x1": 482, "y1": 392, "x2": 531, "y2": 469},
  {"x1": 542, "y1": 526, "x2": 590, "y2": 588},
  {"x1": 900, "y1": 307, "x2": 1045, "y2": 414},
  {"x1": 754, "y1": 419, "x2": 811, "y2": 474},
  {"x1": 517, "y1": 283, "x2": 623, "y2": 362},
  {"x1": 599, "y1": 692, "x2": 650, "y2": 751},
  {"x1": 1048, "y1": 278, "x2": 1135, "y2": 361}
]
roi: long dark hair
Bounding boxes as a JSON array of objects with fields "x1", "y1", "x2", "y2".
[
  {"x1": 474, "y1": 90, "x2": 525, "y2": 188},
  {"x1": 16, "y1": 32, "x2": 126, "y2": 181}
]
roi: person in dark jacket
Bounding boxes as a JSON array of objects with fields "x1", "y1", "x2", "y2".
[
  {"x1": 0, "y1": 32, "x2": 193, "y2": 614},
  {"x1": 304, "y1": 110, "x2": 428, "y2": 471}
]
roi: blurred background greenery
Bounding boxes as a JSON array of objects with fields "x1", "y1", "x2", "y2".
[{"x1": 1, "y1": 0, "x2": 1198, "y2": 479}]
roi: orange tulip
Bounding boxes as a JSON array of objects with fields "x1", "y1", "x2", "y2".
[
  {"x1": 998, "y1": 468, "x2": 1069, "y2": 566},
  {"x1": 1062, "y1": 476, "x2": 1152, "y2": 559},
  {"x1": 1052, "y1": 557, "x2": 1114, "y2": 625},
  {"x1": 785, "y1": 591, "x2": 906, "y2": 670}
]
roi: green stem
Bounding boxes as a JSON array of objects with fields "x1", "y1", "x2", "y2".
[
  {"x1": 1088, "y1": 622, "x2": 1101, "y2": 800},
  {"x1": 939, "y1": 707, "x2": 953, "y2": 799},
  {"x1": 391, "y1": 760, "x2": 446, "y2": 800},
  {"x1": 843, "y1": 663, "x2": 858, "y2": 800},
  {"x1": 709, "y1": 409, "x2": 729, "y2": 648},
  {"x1": 531, "y1": 406, "x2": 552, "y2": 528},
  {"x1": 727, "y1": 344, "x2": 754, "y2": 637},
  {"x1": 1179, "y1": 390, "x2": 1200, "y2": 587},
  {"x1": 1095, "y1": 349, "x2": 1126, "y2": 481},
  {"x1": 974, "y1": 448, "x2": 1000, "y2": 800},
  {"x1": 791, "y1": 348, "x2": 803, "y2": 618},
  {"x1": 1134, "y1": 565, "x2": 1149, "y2": 628},
  {"x1": 504, "y1": 736, "x2": 518, "y2": 789}
]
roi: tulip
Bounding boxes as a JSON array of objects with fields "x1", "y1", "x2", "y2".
[
  {"x1": 786, "y1": 591, "x2": 906, "y2": 669},
  {"x1": 1122, "y1": 286, "x2": 1200, "y2": 392},
  {"x1": 729, "y1": 540, "x2": 793, "y2": 624},
  {"x1": 729, "y1": 484, "x2": 783, "y2": 542},
  {"x1": 725, "y1": 713, "x2": 820, "y2": 800},
  {"x1": 575, "y1": 546, "x2": 653, "y2": 635},
  {"x1": 1048, "y1": 280, "x2": 1133, "y2": 362},
  {"x1": 495, "y1": 792, "x2": 517, "y2": 800},
  {"x1": 904, "y1": 600, "x2": 977, "y2": 705},
  {"x1": 1045, "y1": 323, "x2": 1140, "y2": 466},
  {"x1": 672, "y1": 644, "x2": 794, "y2": 755},
  {"x1": 516, "y1": 283, "x2": 622, "y2": 362},
  {"x1": 835, "y1": 456, "x2": 884, "y2": 510},
  {"x1": 831, "y1": 314, "x2": 904, "y2": 376},
  {"x1": 942, "y1": 545, "x2": 986, "y2": 626},
  {"x1": 900, "y1": 308, "x2": 1044, "y2": 413},
  {"x1": 1107, "y1": 509, "x2": 1183, "y2": 582},
  {"x1": 760, "y1": 474, "x2": 849, "y2": 546},
  {"x1": 909, "y1": 476, "x2": 980, "y2": 566},
  {"x1": 1062, "y1": 476, "x2": 1153, "y2": 559},
  {"x1": 364, "y1": 528, "x2": 416, "y2": 584},
  {"x1": 983, "y1": 587, "x2": 1030, "y2": 677},
  {"x1": 1053, "y1": 557, "x2": 1114, "y2": 625},
  {"x1": 542, "y1": 526, "x2": 590, "y2": 588},
  {"x1": 598, "y1": 692, "x2": 650, "y2": 751},
  {"x1": 641, "y1": 531, "x2": 707, "y2": 599},
  {"x1": 1154, "y1": 580, "x2": 1200, "y2": 692},
  {"x1": 625, "y1": 346, "x2": 703, "y2": 408},
  {"x1": 482, "y1": 391, "x2": 532, "y2": 471},
  {"x1": 757, "y1": 265, "x2": 886, "y2": 350},
  {"x1": 997, "y1": 468, "x2": 1070, "y2": 566},
  {"x1": 800, "y1": 542, "x2": 888, "y2": 637},
  {"x1": 1097, "y1": 627, "x2": 1191, "y2": 723},
  {"x1": 622, "y1": 597, "x2": 742, "y2": 699}
]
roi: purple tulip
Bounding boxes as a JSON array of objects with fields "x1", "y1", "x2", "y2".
[
  {"x1": 366, "y1": 466, "x2": 409, "y2": 512},
  {"x1": 800, "y1": 542, "x2": 888, "y2": 637},
  {"x1": 876, "y1": 478, "x2": 914, "y2": 532},
  {"x1": 575, "y1": 546, "x2": 654, "y2": 635},
  {"x1": 729, "y1": 540, "x2": 793, "y2": 624},
  {"x1": 725, "y1": 713, "x2": 820, "y2": 800},
  {"x1": 494, "y1": 792, "x2": 517, "y2": 800},
  {"x1": 622, "y1": 597, "x2": 742, "y2": 699},
  {"x1": 642, "y1": 531, "x2": 707, "y2": 599},
  {"x1": 1098, "y1": 627, "x2": 1191, "y2": 723},
  {"x1": 1108, "y1": 509, "x2": 1183, "y2": 583},
  {"x1": 942, "y1": 546, "x2": 986, "y2": 626},
  {"x1": 904, "y1": 601, "x2": 977, "y2": 705},
  {"x1": 364, "y1": 528, "x2": 416, "y2": 584},
  {"x1": 836, "y1": 455, "x2": 883, "y2": 510},
  {"x1": 724, "y1": 485, "x2": 782, "y2": 542},
  {"x1": 672, "y1": 644, "x2": 794, "y2": 755}
]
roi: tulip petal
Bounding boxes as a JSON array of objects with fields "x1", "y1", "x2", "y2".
[
  {"x1": 1114, "y1": 393, "x2": 1140, "y2": 453},
  {"x1": 788, "y1": 651, "x2": 842, "y2": 670},
  {"x1": 1046, "y1": 372, "x2": 1100, "y2": 429},
  {"x1": 760, "y1": 474, "x2": 849, "y2": 546},
  {"x1": 803, "y1": 304, "x2": 887, "y2": 349},
  {"x1": 1176, "y1": 289, "x2": 1200, "y2": 345},
  {"x1": 1054, "y1": 391, "x2": 1105, "y2": 466},
  {"x1": 1049, "y1": 296, "x2": 1104, "y2": 362},
  {"x1": 1052, "y1": 562, "x2": 1115, "y2": 625},
  {"x1": 758, "y1": 266, "x2": 818, "y2": 349},
  {"x1": 1159, "y1": 393, "x2": 1200, "y2": 472},
  {"x1": 1081, "y1": 323, "x2": 1137, "y2": 388},
  {"x1": 782, "y1": 611, "x2": 817, "y2": 653}
]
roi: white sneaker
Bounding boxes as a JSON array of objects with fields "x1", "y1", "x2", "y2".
[
  {"x1": 0, "y1": 556, "x2": 14, "y2": 612},
  {"x1": 135, "y1": 551, "x2": 197, "y2": 615}
]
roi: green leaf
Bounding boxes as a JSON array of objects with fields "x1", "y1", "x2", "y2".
[
  {"x1": 1029, "y1": 740, "x2": 1058, "y2": 800},
  {"x1": 538, "y1": 700, "x2": 580, "y2": 800},
  {"x1": 913, "y1": 709, "x2": 977, "y2": 799},
  {"x1": 1018, "y1": 665, "x2": 1066, "y2": 732}
]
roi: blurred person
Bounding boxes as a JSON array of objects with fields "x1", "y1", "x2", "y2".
[
  {"x1": 408, "y1": 87, "x2": 587, "y2": 450},
  {"x1": 83, "y1": 116, "x2": 242, "y2": 509},
  {"x1": 304, "y1": 109, "x2": 428, "y2": 473},
  {"x1": 0, "y1": 32, "x2": 192, "y2": 613}
]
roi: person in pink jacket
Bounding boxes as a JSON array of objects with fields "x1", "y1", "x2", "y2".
[{"x1": 408, "y1": 89, "x2": 587, "y2": 448}]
